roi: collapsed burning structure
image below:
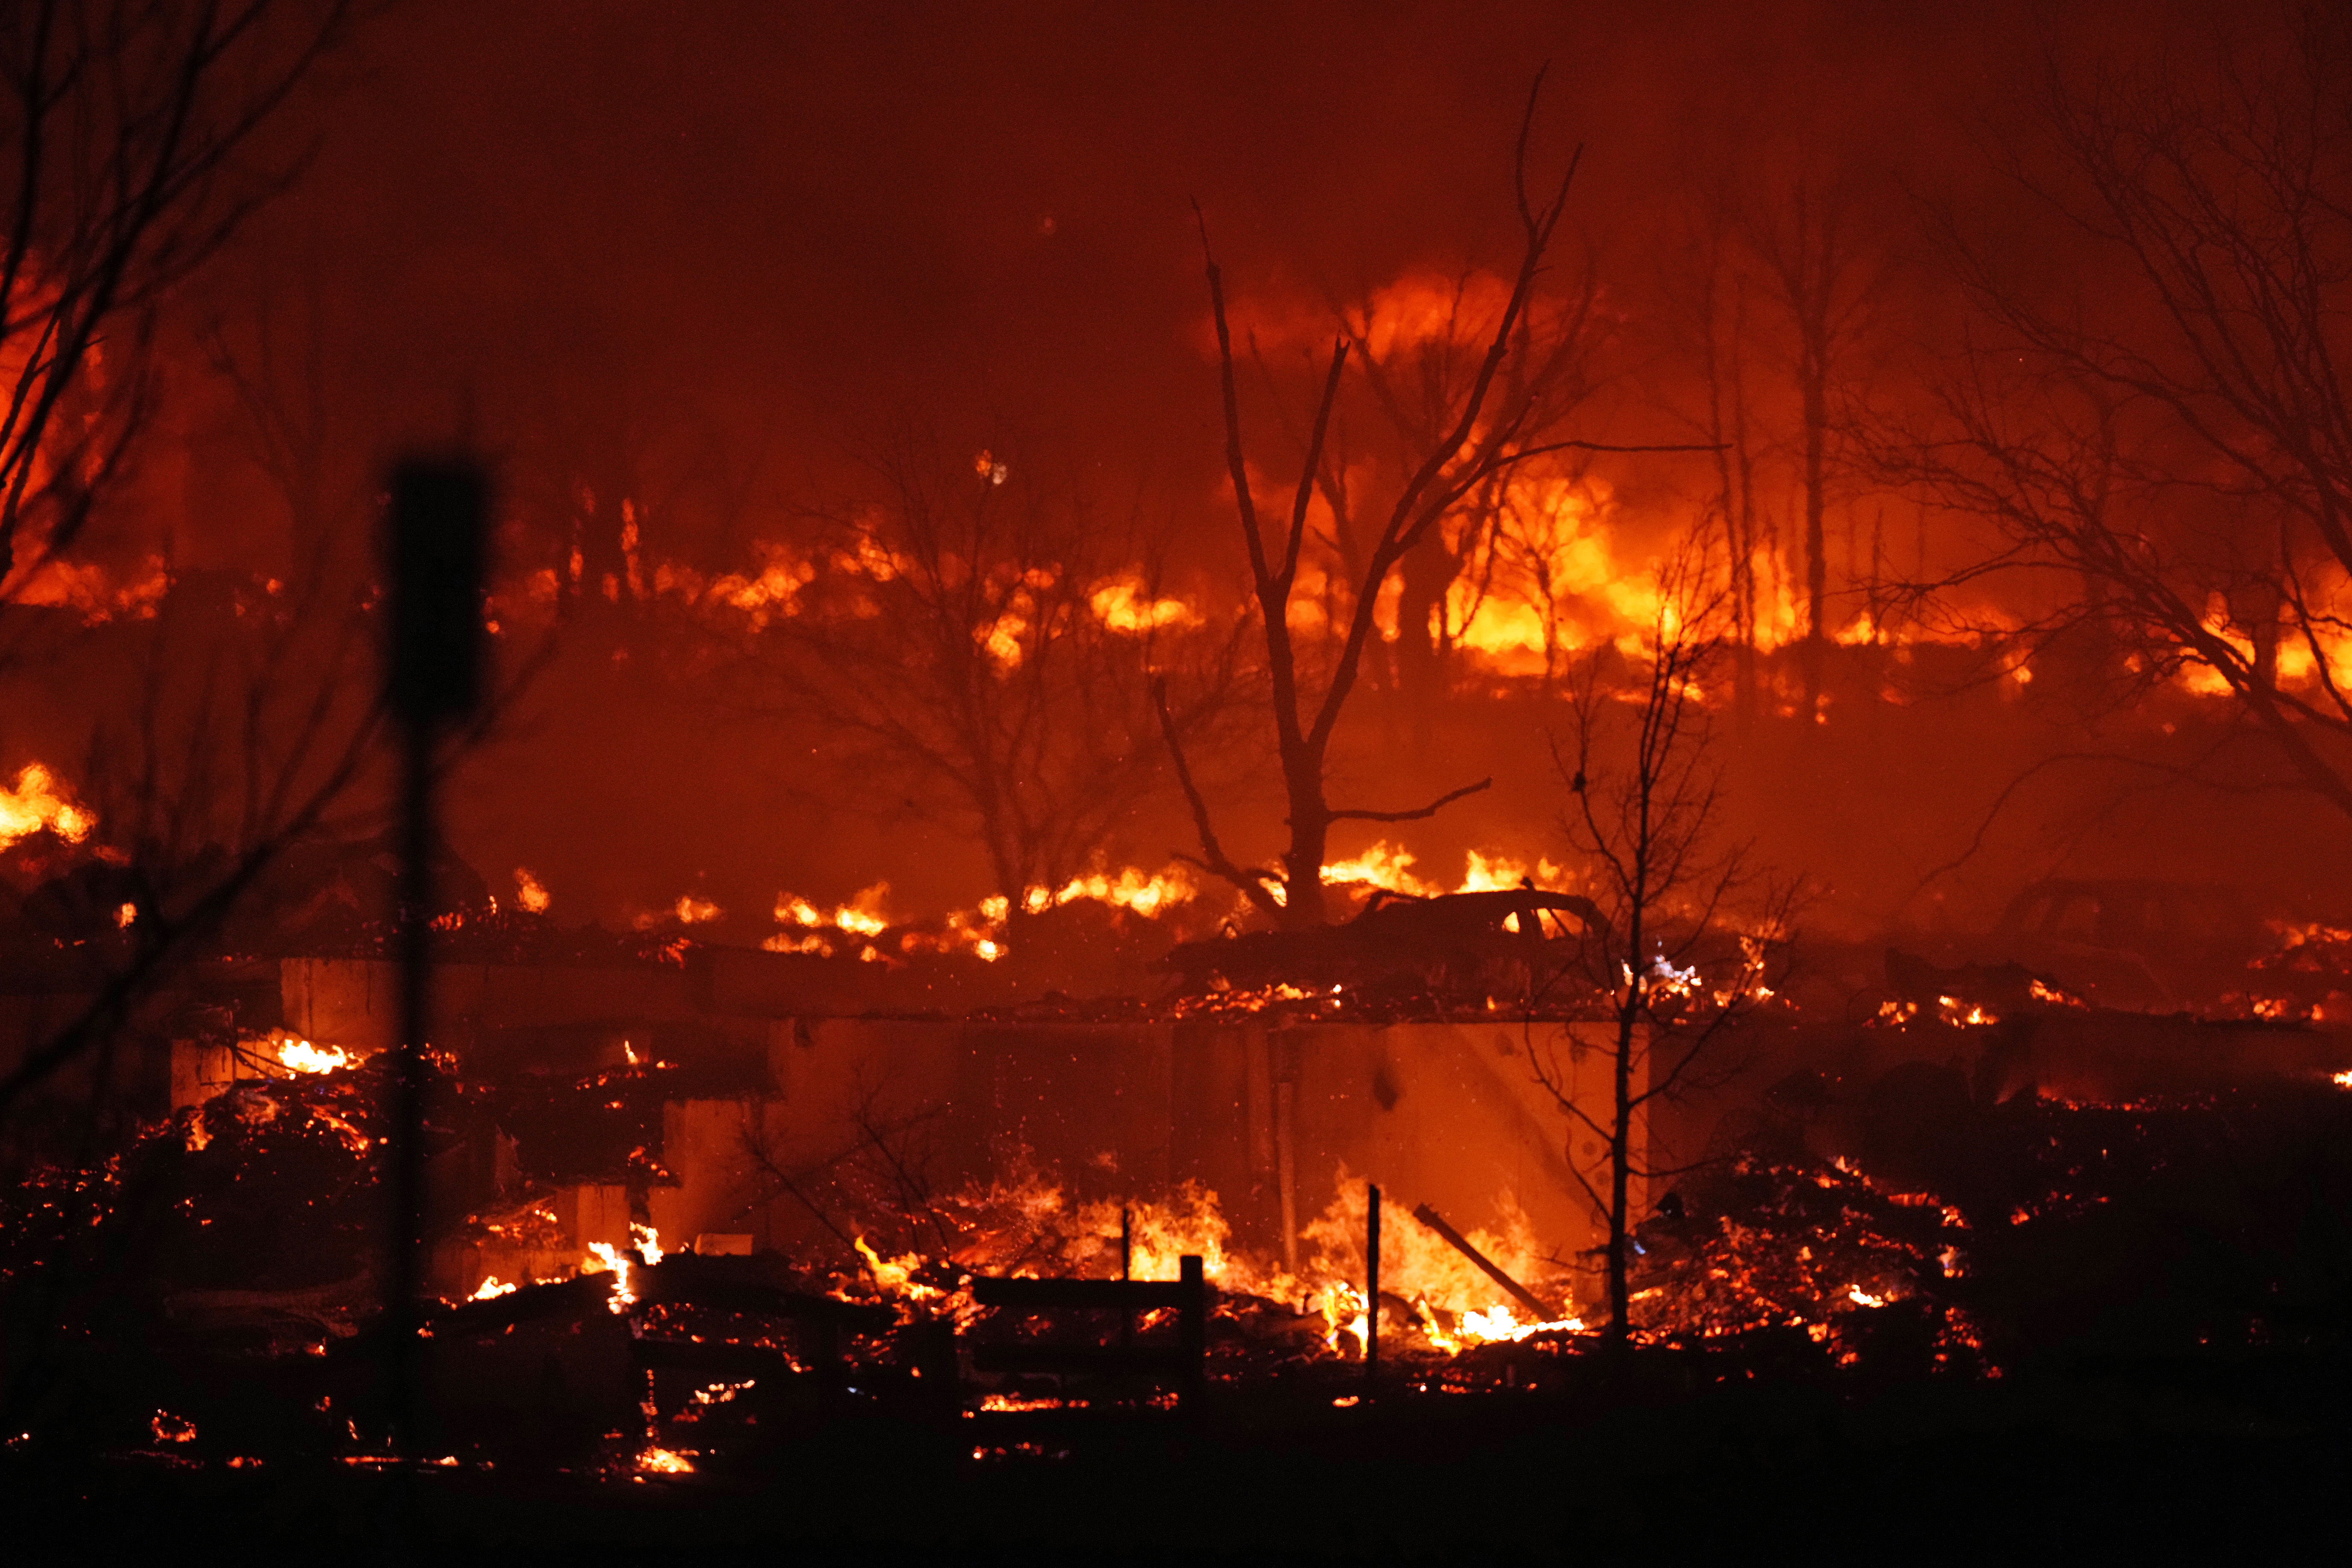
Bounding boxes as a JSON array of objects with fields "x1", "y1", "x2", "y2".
[
  {"x1": 9, "y1": 0, "x2": 2352, "y2": 1556},
  {"x1": 6, "y1": 778, "x2": 2350, "y2": 1479}
]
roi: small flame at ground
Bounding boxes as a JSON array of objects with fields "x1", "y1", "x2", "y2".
[
  {"x1": 514, "y1": 867, "x2": 551, "y2": 913},
  {"x1": 275, "y1": 1038, "x2": 350, "y2": 1075},
  {"x1": 1937, "y1": 995, "x2": 2000, "y2": 1027},
  {"x1": 583, "y1": 1226, "x2": 664, "y2": 1312},
  {"x1": 586, "y1": 1242, "x2": 635, "y2": 1310},
  {"x1": 854, "y1": 1234, "x2": 940, "y2": 1299}
]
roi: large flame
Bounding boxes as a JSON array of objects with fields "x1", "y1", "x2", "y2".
[
  {"x1": 1321, "y1": 842, "x2": 1566, "y2": 902},
  {"x1": 901, "y1": 1163, "x2": 1576, "y2": 1361},
  {"x1": 1090, "y1": 574, "x2": 1201, "y2": 633},
  {"x1": 275, "y1": 1038, "x2": 351, "y2": 1075},
  {"x1": 0, "y1": 763, "x2": 95, "y2": 850}
]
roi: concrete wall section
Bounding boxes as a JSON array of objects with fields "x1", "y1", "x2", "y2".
[
  {"x1": 281, "y1": 958, "x2": 699, "y2": 1052},
  {"x1": 646, "y1": 1099, "x2": 777, "y2": 1256},
  {"x1": 1188, "y1": 1021, "x2": 1635, "y2": 1265},
  {"x1": 961, "y1": 1022, "x2": 1175, "y2": 1191},
  {"x1": 642, "y1": 1017, "x2": 1631, "y2": 1274}
]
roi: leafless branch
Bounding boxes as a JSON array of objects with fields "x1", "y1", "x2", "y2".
[{"x1": 1329, "y1": 776, "x2": 1493, "y2": 825}]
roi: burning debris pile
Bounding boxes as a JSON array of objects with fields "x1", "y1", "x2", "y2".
[
  {"x1": 7, "y1": 987, "x2": 2352, "y2": 1489},
  {"x1": 6, "y1": 752, "x2": 2352, "y2": 1491},
  {"x1": 1626, "y1": 1154, "x2": 1988, "y2": 1378}
]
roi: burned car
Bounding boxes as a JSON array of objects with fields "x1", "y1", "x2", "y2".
[
  {"x1": 1892, "y1": 877, "x2": 2269, "y2": 1014},
  {"x1": 1160, "y1": 886, "x2": 1604, "y2": 1000}
]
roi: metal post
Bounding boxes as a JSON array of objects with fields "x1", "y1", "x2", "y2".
[
  {"x1": 1178, "y1": 1253, "x2": 1205, "y2": 1402},
  {"x1": 1274, "y1": 1080, "x2": 1299, "y2": 1273},
  {"x1": 389, "y1": 714, "x2": 432, "y2": 1459},
  {"x1": 1366, "y1": 1182, "x2": 1381, "y2": 1394},
  {"x1": 384, "y1": 461, "x2": 487, "y2": 1466}
]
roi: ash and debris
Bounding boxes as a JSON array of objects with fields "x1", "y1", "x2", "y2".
[{"x1": 7, "y1": 817, "x2": 2352, "y2": 1483}]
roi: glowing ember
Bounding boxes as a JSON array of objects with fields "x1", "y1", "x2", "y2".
[
  {"x1": 635, "y1": 1446, "x2": 694, "y2": 1475},
  {"x1": 1937, "y1": 995, "x2": 2000, "y2": 1027},
  {"x1": 150, "y1": 1411, "x2": 196, "y2": 1444},
  {"x1": 0, "y1": 554, "x2": 169, "y2": 624},
  {"x1": 306, "y1": 1106, "x2": 373, "y2": 1153},
  {"x1": 513, "y1": 867, "x2": 551, "y2": 913},
  {"x1": 0, "y1": 763, "x2": 95, "y2": 849},
  {"x1": 691, "y1": 1380, "x2": 754, "y2": 1407},
  {"x1": 979, "y1": 1392, "x2": 1070, "y2": 1412},
  {"x1": 113, "y1": 901, "x2": 136, "y2": 929}
]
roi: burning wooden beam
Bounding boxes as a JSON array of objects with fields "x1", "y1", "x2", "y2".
[{"x1": 1409, "y1": 1202, "x2": 1549, "y2": 1320}]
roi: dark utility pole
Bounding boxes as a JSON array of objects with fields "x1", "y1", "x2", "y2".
[
  {"x1": 1366, "y1": 1182, "x2": 1381, "y2": 1396},
  {"x1": 383, "y1": 461, "x2": 487, "y2": 1463}
]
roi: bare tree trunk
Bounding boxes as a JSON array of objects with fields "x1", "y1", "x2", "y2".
[
  {"x1": 1750, "y1": 182, "x2": 1873, "y2": 722},
  {"x1": 1703, "y1": 277, "x2": 1760, "y2": 728},
  {"x1": 0, "y1": 0, "x2": 357, "y2": 580},
  {"x1": 1605, "y1": 977, "x2": 1638, "y2": 1349},
  {"x1": 1393, "y1": 533, "x2": 1451, "y2": 717},
  {"x1": 1279, "y1": 766, "x2": 1332, "y2": 929},
  {"x1": 1167, "y1": 97, "x2": 1584, "y2": 926},
  {"x1": 1801, "y1": 356, "x2": 1829, "y2": 711}
]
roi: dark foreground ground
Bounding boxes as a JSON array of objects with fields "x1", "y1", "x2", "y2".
[
  {"x1": 6, "y1": 1344, "x2": 2346, "y2": 1566},
  {"x1": 10, "y1": 1058, "x2": 2352, "y2": 1562}
]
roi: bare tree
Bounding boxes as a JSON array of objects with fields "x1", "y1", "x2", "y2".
[
  {"x1": 1484, "y1": 458, "x2": 1607, "y2": 691},
  {"x1": 754, "y1": 433, "x2": 1221, "y2": 947},
  {"x1": 1887, "y1": 14, "x2": 2352, "y2": 822},
  {"x1": 1745, "y1": 177, "x2": 1880, "y2": 715},
  {"x1": 1317, "y1": 262, "x2": 1609, "y2": 714},
  {"x1": 0, "y1": 0, "x2": 355, "y2": 588},
  {"x1": 1651, "y1": 189, "x2": 1771, "y2": 720},
  {"x1": 1532, "y1": 544, "x2": 1787, "y2": 1350},
  {"x1": 1164, "y1": 78, "x2": 1706, "y2": 930}
]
